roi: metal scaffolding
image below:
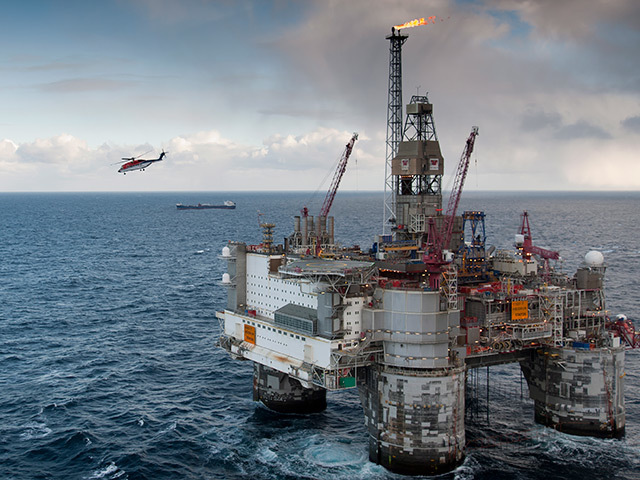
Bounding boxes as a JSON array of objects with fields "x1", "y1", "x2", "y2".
[{"x1": 383, "y1": 30, "x2": 408, "y2": 234}]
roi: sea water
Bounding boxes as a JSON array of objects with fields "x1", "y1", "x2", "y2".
[{"x1": 0, "y1": 191, "x2": 638, "y2": 479}]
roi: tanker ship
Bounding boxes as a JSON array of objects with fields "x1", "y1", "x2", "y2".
[{"x1": 216, "y1": 28, "x2": 637, "y2": 476}]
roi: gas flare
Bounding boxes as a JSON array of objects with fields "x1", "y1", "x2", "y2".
[{"x1": 394, "y1": 16, "x2": 436, "y2": 30}]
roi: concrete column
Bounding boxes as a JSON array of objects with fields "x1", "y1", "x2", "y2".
[
  {"x1": 358, "y1": 364, "x2": 465, "y2": 475},
  {"x1": 520, "y1": 346, "x2": 625, "y2": 438},
  {"x1": 253, "y1": 363, "x2": 327, "y2": 414}
]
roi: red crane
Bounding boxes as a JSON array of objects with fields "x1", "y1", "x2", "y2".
[
  {"x1": 608, "y1": 315, "x2": 640, "y2": 349},
  {"x1": 519, "y1": 211, "x2": 560, "y2": 261},
  {"x1": 441, "y1": 126, "x2": 479, "y2": 250},
  {"x1": 518, "y1": 211, "x2": 560, "y2": 276},
  {"x1": 423, "y1": 126, "x2": 479, "y2": 289},
  {"x1": 319, "y1": 133, "x2": 358, "y2": 218}
]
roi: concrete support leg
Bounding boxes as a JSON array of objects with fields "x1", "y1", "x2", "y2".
[
  {"x1": 253, "y1": 363, "x2": 327, "y2": 414},
  {"x1": 520, "y1": 346, "x2": 625, "y2": 438},
  {"x1": 358, "y1": 365, "x2": 466, "y2": 475}
]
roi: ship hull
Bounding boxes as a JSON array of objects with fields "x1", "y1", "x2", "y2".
[{"x1": 176, "y1": 204, "x2": 235, "y2": 210}]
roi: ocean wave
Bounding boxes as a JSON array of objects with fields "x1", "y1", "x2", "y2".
[
  {"x1": 2, "y1": 192, "x2": 639, "y2": 480},
  {"x1": 19, "y1": 422, "x2": 52, "y2": 441},
  {"x1": 86, "y1": 462, "x2": 124, "y2": 479}
]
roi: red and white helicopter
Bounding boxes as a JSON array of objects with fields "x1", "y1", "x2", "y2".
[{"x1": 116, "y1": 150, "x2": 167, "y2": 174}]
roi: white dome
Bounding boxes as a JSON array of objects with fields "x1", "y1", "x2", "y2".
[
  {"x1": 221, "y1": 272, "x2": 231, "y2": 284},
  {"x1": 514, "y1": 234, "x2": 525, "y2": 246},
  {"x1": 584, "y1": 250, "x2": 604, "y2": 267},
  {"x1": 221, "y1": 246, "x2": 231, "y2": 257}
]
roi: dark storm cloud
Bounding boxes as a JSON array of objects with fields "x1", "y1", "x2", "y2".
[
  {"x1": 520, "y1": 109, "x2": 611, "y2": 140},
  {"x1": 521, "y1": 109, "x2": 563, "y2": 131},
  {"x1": 621, "y1": 115, "x2": 640, "y2": 133},
  {"x1": 553, "y1": 121, "x2": 611, "y2": 140}
]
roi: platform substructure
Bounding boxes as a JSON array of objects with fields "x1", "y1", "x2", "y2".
[
  {"x1": 520, "y1": 346, "x2": 625, "y2": 437},
  {"x1": 253, "y1": 364, "x2": 327, "y2": 414},
  {"x1": 358, "y1": 364, "x2": 465, "y2": 475}
]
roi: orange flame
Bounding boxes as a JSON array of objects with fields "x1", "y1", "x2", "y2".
[{"x1": 394, "y1": 16, "x2": 437, "y2": 30}]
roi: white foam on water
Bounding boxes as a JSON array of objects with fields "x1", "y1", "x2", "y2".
[
  {"x1": 256, "y1": 446, "x2": 278, "y2": 463},
  {"x1": 304, "y1": 442, "x2": 366, "y2": 467},
  {"x1": 158, "y1": 421, "x2": 177, "y2": 435},
  {"x1": 87, "y1": 462, "x2": 118, "y2": 479},
  {"x1": 19, "y1": 421, "x2": 52, "y2": 441}
]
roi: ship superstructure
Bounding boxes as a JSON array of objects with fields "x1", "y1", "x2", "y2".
[{"x1": 216, "y1": 25, "x2": 635, "y2": 476}]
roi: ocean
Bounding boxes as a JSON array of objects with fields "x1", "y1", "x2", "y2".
[{"x1": 0, "y1": 191, "x2": 638, "y2": 479}]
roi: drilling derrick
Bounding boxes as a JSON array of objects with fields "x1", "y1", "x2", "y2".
[{"x1": 392, "y1": 95, "x2": 445, "y2": 243}]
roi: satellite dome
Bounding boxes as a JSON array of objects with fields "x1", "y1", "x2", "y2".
[
  {"x1": 221, "y1": 273, "x2": 231, "y2": 284},
  {"x1": 514, "y1": 234, "x2": 525, "y2": 246},
  {"x1": 221, "y1": 246, "x2": 231, "y2": 257},
  {"x1": 584, "y1": 250, "x2": 604, "y2": 267}
]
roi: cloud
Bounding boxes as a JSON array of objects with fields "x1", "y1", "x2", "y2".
[
  {"x1": 486, "y1": 0, "x2": 640, "y2": 42},
  {"x1": 0, "y1": 127, "x2": 381, "y2": 191},
  {"x1": 622, "y1": 115, "x2": 640, "y2": 133},
  {"x1": 0, "y1": 139, "x2": 18, "y2": 157},
  {"x1": 2, "y1": 1, "x2": 639, "y2": 192},
  {"x1": 164, "y1": 127, "x2": 368, "y2": 173},
  {"x1": 553, "y1": 121, "x2": 611, "y2": 140},
  {"x1": 520, "y1": 109, "x2": 563, "y2": 131},
  {"x1": 15, "y1": 134, "x2": 92, "y2": 167},
  {"x1": 39, "y1": 78, "x2": 135, "y2": 93}
]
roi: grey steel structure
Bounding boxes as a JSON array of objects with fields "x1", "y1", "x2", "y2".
[
  {"x1": 216, "y1": 27, "x2": 630, "y2": 477},
  {"x1": 383, "y1": 30, "x2": 408, "y2": 235}
]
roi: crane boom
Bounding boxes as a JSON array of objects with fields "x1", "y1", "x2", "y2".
[
  {"x1": 519, "y1": 211, "x2": 560, "y2": 260},
  {"x1": 422, "y1": 126, "x2": 478, "y2": 290},
  {"x1": 319, "y1": 133, "x2": 358, "y2": 218},
  {"x1": 441, "y1": 126, "x2": 479, "y2": 249}
]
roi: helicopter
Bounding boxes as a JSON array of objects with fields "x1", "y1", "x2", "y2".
[{"x1": 116, "y1": 150, "x2": 167, "y2": 174}]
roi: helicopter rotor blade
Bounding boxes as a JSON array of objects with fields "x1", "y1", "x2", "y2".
[
  {"x1": 111, "y1": 158, "x2": 133, "y2": 165},
  {"x1": 135, "y1": 149, "x2": 153, "y2": 160}
]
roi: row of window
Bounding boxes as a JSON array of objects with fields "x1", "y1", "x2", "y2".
[
  {"x1": 243, "y1": 319, "x2": 306, "y2": 342},
  {"x1": 247, "y1": 285, "x2": 311, "y2": 298},
  {"x1": 247, "y1": 274, "x2": 307, "y2": 288}
]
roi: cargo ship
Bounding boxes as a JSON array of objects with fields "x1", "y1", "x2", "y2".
[
  {"x1": 176, "y1": 201, "x2": 235, "y2": 210},
  {"x1": 215, "y1": 28, "x2": 636, "y2": 476}
]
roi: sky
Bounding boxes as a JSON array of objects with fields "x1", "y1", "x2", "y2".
[{"x1": 1, "y1": 0, "x2": 639, "y2": 192}]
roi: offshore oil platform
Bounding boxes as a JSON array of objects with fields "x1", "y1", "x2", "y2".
[{"x1": 216, "y1": 22, "x2": 637, "y2": 475}]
